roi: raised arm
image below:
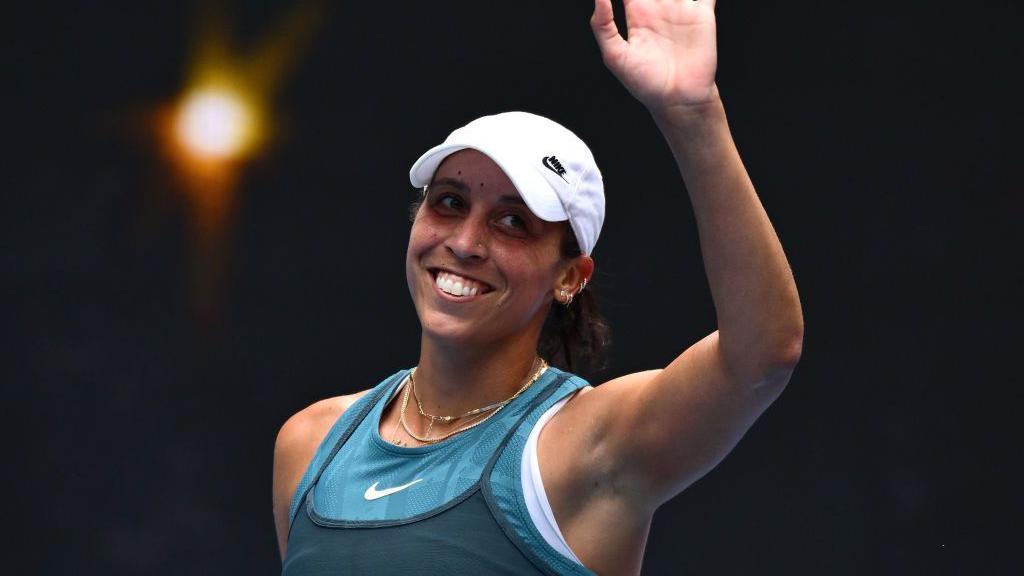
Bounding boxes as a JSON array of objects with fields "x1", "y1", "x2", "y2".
[
  {"x1": 593, "y1": 0, "x2": 803, "y2": 375},
  {"x1": 551, "y1": 0, "x2": 803, "y2": 511}
]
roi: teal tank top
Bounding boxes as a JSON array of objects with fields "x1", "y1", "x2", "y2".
[{"x1": 282, "y1": 366, "x2": 596, "y2": 575}]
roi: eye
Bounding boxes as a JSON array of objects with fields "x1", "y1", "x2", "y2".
[
  {"x1": 435, "y1": 193, "x2": 465, "y2": 211},
  {"x1": 497, "y1": 213, "x2": 527, "y2": 230}
]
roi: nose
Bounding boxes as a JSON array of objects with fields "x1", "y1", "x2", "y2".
[{"x1": 445, "y1": 216, "x2": 488, "y2": 261}]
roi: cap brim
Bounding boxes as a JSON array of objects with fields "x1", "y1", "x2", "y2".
[{"x1": 409, "y1": 142, "x2": 568, "y2": 222}]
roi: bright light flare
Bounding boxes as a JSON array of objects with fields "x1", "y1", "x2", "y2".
[
  {"x1": 151, "y1": 2, "x2": 323, "y2": 330},
  {"x1": 174, "y1": 87, "x2": 258, "y2": 161}
]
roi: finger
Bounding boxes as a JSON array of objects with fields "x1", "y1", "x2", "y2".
[{"x1": 591, "y1": 0, "x2": 628, "y2": 64}]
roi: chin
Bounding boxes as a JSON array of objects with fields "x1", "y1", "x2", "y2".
[
  {"x1": 415, "y1": 303, "x2": 479, "y2": 334},
  {"x1": 418, "y1": 313, "x2": 492, "y2": 347}
]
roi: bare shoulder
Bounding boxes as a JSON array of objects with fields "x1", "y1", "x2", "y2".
[
  {"x1": 277, "y1": 392, "x2": 369, "y2": 450},
  {"x1": 272, "y1": 390, "x2": 371, "y2": 559},
  {"x1": 274, "y1": 389, "x2": 372, "y2": 485}
]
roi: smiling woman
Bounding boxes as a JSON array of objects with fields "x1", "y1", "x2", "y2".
[
  {"x1": 406, "y1": 142, "x2": 596, "y2": 366},
  {"x1": 408, "y1": 167, "x2": 612, "y2": 375},
  {"x1": 273, "y1": 1, "x2": 803, "y2": 574}
]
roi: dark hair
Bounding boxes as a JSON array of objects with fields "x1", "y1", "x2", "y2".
[
  {"x1": 537, "y1": 226, "x2": 611, "y2": 377},
  {"x1": 409, "y1": 191, "x2": 611, "y2": 377}
]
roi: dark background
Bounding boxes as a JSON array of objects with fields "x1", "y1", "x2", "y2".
[{"x1": 7, "y1": 1, "x2": 1019, "y2": 574}]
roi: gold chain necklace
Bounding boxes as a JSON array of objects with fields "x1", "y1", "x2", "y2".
[
  {"x1": 388, "y1": 377, "x2": 410, "y2": 446},
  {"x1": 412, "y1": 373, "x2": 515, "y2": 422},
  {"x1": 412, "y1": 357, "x2": 546, "y2": 432},
  {"x1": 398, "y1": 358, "x2": 548, "y2": 445}
]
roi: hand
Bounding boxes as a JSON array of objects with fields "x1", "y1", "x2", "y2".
[{"x1": 591, "y1": 0, "x2": 719, "y2": 113}]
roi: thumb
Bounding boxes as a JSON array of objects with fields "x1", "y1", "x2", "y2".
[{"x1": 590, "y1": 0, "x2": 627, "y2": 66}]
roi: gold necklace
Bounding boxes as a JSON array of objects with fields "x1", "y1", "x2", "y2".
[
  {"x1": 411, "y1": 356, "x2": 548, "y2": 432},
  {"x1": 400, "y1": 358, "x2": 548, "y2": 445},
  {"x1": 411, "y1": 360, "x2": 542, "y2": 423},
  {"x1": 388, "y1": 376, "x2": 411, "y2": 446}
]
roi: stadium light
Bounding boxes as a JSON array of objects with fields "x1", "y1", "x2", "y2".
[{"x1": 174, "y1": 86, "x2": 258, "y2": 161}]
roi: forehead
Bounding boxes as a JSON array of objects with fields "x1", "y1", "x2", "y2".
[{"x1": 432, "y1": 149, "x2": 520, "y2": 198}]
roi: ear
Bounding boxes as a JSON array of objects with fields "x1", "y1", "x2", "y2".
[{"x1": 554, "y1": 255, "x2": 595, "y2": 303}]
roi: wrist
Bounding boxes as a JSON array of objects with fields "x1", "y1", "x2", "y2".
[
  {"x1": 647, "y1": 85, "x2": 725, "y2": 131},
  {"x1": 648, "y1": 93, "x2": 731, "y2": 157}
]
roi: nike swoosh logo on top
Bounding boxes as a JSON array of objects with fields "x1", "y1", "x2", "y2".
[{"x1": 363, "y1": 478, "x2": 423, "y2": 501}]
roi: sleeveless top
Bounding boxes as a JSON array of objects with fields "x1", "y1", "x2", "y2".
[{"x1": 282, "y1": 366, "x2": 597, "y2": 575}]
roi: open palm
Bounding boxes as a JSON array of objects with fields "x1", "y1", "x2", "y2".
[{"x1": 591, "y1": 0, "x2": 719, "y2": 110}]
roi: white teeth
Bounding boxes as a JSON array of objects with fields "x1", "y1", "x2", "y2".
[{"x1": 434, "y1": 270, "x2": 486, "y2": 297}]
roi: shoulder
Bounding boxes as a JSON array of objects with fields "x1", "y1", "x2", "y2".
[
  {"x1": 274, "y1": 390, "x2": 371, "y2": 473},
  {"x1": 272, "y1": 390, "x2": 371, "y2": 557},
  {"x1": 277, "y1": 394, "x2": 361, "y2": 446}
]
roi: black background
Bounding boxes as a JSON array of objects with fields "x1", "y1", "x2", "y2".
[{"x1": 6, "y1": 1, "x2": 1019, "y2": 574}]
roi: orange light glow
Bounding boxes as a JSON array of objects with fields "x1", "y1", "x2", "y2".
[
  {"x1": 174, "y1": 86, "x2": 259, "y2": 161},
  {"x1": 152, "y1": 1, "x2": 323, "y2": 329}
]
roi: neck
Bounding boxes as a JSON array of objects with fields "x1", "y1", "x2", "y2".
[{"x1": 413, "y1": 330, "x2": 544, "y2": 417}]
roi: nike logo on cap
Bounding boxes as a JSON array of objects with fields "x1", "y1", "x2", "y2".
[
  {"x1": 542, "y1": 156, "x2": 568, "y2": 182},
  {"x1": 363, "y1": 479, "x2": 423, "y2": 501}
]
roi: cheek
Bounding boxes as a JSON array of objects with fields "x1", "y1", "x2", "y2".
[
  {"x1": 407, "y1": 220, "x2": 440, "y2": 253},
  {"x1": 497, "y1": 248, "x2": 559, "y2": 295},
  {"x1": 406, "y1": 221, "x2": 443, "y2": 288}
]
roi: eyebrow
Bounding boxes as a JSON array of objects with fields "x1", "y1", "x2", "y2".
[{"x1": 429, "y1": 177, "x2": 528, "y2": 206}]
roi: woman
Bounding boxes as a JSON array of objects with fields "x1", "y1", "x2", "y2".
[{"x1": 273, "y1": 1, "x2": 803, "y2": 574}]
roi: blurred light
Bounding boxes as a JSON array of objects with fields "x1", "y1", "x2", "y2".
[
  {"x1": 151, "y1": 1, "x2": 324, "y2": 330},
  {"x1": 174, "y1": 87, "x2": 258, "y2": 161}
]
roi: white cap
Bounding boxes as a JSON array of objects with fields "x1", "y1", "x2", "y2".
[{"x1": 409, "y1": 111, "x2": 604, "y2": 256}]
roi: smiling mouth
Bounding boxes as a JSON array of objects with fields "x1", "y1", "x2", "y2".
[{"x1": 428, "y1": 268, "x2": 495, "y2": 298}]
